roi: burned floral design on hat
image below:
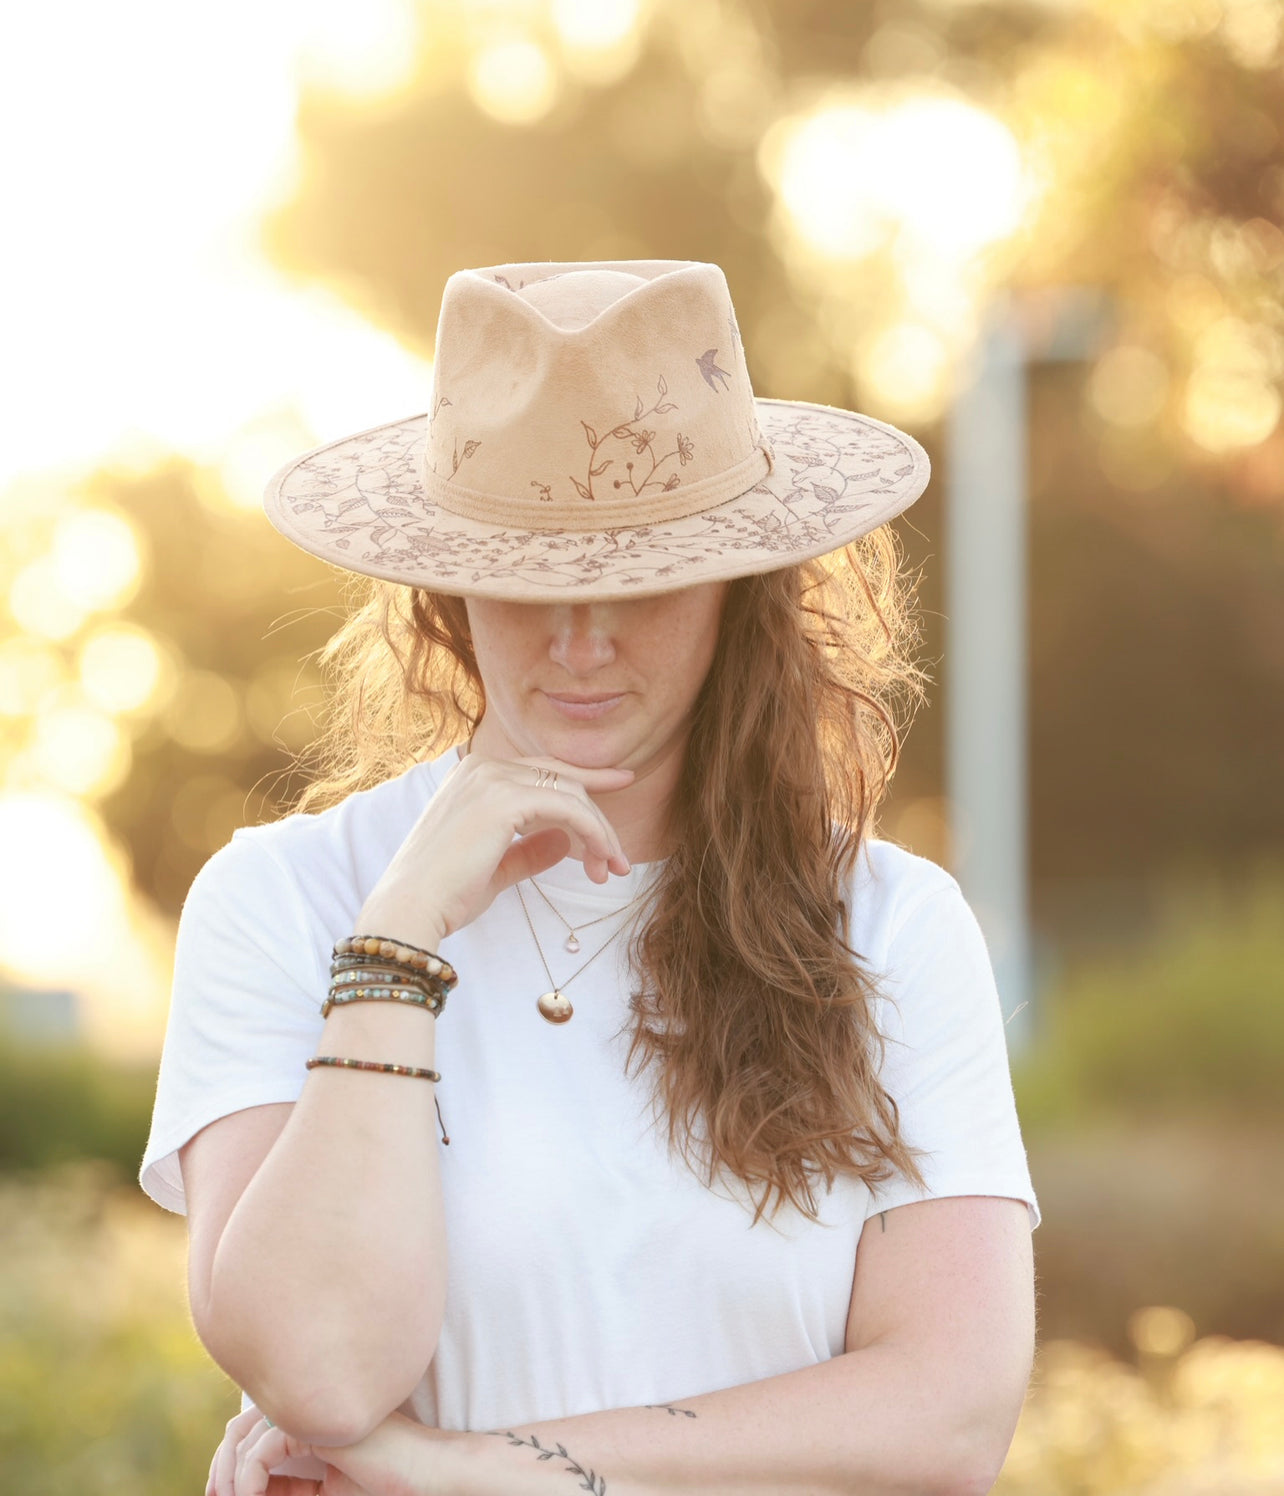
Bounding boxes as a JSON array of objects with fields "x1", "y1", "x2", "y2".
[
  {"x1": 569, "y1": 375, "x2": 693, "y2": 503},
  {"x1": 262, "y1": 259, "x2": 932, "y2": 596}
]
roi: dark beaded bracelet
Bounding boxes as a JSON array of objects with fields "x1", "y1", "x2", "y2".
[
  {"x1": 306, "y1": 1055, "x2": 441, "y2": 1082},
  {"x1": 322, "y1": 986, "x2": 444, "y2": 1019},
  {"x1": 329, "y1": 958, "x2": 451, "y2": 994}
]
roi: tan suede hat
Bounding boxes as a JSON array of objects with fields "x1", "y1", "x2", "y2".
[{"x1": 263, "y1": 259, "x2": 931, "y2": 601}]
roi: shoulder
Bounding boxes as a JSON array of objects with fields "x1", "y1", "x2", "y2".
[
  {"x1": 844, "y1": 836, "x2": 963, "y2": 955},
  {"x1": 197, "y1": 752, "x2": 449, "y2": 902}
]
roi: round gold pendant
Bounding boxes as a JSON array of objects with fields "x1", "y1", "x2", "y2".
[{"x1": 537, "y1": 989, "x2": 574, "y2": 1024}]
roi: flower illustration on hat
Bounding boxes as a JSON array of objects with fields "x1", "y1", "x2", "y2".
[{"x1": 570, "y1": 374, "x2": 692, "y2": 501}]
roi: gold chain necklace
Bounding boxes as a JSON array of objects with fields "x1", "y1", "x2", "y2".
[
  {"x1": 526, "y1": 875, "x2": 638, "y2": 953},
  {"x1": 514, "y1": 881, "x2": 641, "y2": 1024}
]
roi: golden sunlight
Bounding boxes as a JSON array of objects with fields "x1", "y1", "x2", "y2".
[
  {"x1": 468, "y1": 38, "x2": 560, "y2": 123},
  {"x1": 766, "y1": 92, "x2": 1029, "y2": 265},
  {"x1": 77, "y1": 623, "x2": 169, "y2": 718},
  {"x1": 1182, "y1": 315, "x2": 1284, "y2": 453},
  {"x1": 0, "y1": 789, "x2": 173, "y2": 1059}
]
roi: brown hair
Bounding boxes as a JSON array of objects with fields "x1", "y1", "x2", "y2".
[{"x1": 283, "y1": 532, "x2": 931, "y2": 1225}]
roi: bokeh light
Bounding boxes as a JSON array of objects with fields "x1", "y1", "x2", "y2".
[
  {"x1": 1088, "y1": 345, "x2": 1172, "y2": 429},
  {"x1": 0, "y1": 788, "x2": 172, "y2": 1057},
  {"x1": 77, "y1": 623, "x2": 169, "y2": 718},
  {"x1": 160, "y1": 670, "x2": 243, "y2": 755},
  {"x1": 27, "y1": 696, "x2": 132, "y2": 800},
  {"x1": 1182, "y1": 315, "x2": 1284, "y2": 453},
  {"x1": 467, "y1": 38, "x2": 559, "y2": 123},
  {"x1": 767, "y1": 93, "x2": 1029, "y2": 264}
]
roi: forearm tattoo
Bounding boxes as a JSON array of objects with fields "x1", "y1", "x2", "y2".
[
  {"x1": 481, "y1": 1431, "x2": 607, "y2": 1493},
  {"x1": 480, "y1": 1405, "x2": 699, "y2": 1491}
]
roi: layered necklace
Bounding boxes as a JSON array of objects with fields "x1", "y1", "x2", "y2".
[{"x1": 514, "y1": 875, "x2": 646, "y2": 1024}]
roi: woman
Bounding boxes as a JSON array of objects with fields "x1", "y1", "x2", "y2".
[{"x1": 140, "y1": 260, "x2": 1040, "y2": 1496}]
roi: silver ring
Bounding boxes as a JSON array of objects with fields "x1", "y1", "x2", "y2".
[
  {"x1": 533, "y1": 767, "x2": 558, "y2": 790},
  {"x1": 263, "y1": 1416, "x2": 274, "y2": 1428}
]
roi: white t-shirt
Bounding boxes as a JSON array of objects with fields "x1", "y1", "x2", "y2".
[{"x1": 140, "y1": 744, "x2": 1039, "y2": 1434}]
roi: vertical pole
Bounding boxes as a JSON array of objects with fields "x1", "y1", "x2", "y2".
[{"x1": 944, "y1": 289, "x2": 1035, "y2": 1052}]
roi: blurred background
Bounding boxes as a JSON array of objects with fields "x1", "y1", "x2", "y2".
[{"x1": 2, "y1": 0, "x2": 1282, "y2": 1490}]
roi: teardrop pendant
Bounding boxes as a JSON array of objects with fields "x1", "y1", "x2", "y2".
[
  {"x1": 537, "y1": 989, "x2": 574, "y2": 1024},
  {"x1": 564, "y1": 932, "x2": 581, "y2": 954}
]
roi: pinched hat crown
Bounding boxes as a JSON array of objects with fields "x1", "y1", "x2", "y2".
[
  {"x1": 263, "y1": 256, "x2": 931, "y2": 600},
  {"x1": 423, "y1": 261, "x2": 772, "y2": 529}
]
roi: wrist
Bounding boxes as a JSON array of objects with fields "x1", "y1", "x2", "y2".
[
  {"x1": 320, "y1": 1001, "x2": 440, "y2": 1062},
  {"x1": 354, "y1": 908, "x2": 450, "y2": 954}
]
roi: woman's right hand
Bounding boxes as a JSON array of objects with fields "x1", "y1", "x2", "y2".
[{"x1": 355, "y1": 753, "x2": 635, "y2": 951}]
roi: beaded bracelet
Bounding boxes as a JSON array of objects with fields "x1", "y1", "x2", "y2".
[
  {"x1": 329, "y1": 960, "x2": 450, "y2": 994},
  {"x1": 328, "y1": 966, "x2": 449, "y2": 995},
  {"x1": 322, "y1": 985, "x2": 444, "y2": 1019},
  {"x1": 334, "y1": 935, "x2": 458, "y2": 991},
  {"x1": 306, "y1": 1055, "x2": 441, "y2": 1082}
]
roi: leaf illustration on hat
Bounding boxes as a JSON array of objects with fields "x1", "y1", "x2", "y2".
[
  {"x1": 574, "y1": 378, "x2": 693, "y2": 501},
  {"x1": 696, "y1": 349, "x2": 731, "y2": 391},
  {"x1": 451, "y1": 439, "x2": 481, "y2": 476}
]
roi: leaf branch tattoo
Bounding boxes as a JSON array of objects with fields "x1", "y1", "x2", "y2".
[{"x1": 480, "y1": 1431, "x2": 607, "y2": 1493}]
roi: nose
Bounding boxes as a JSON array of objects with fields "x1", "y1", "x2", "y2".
[{"x1": 547, "y1": 603, "x2": 617, "y2": 677}]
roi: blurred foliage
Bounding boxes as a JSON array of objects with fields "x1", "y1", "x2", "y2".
[
  {"x1": 0, "y1": 1161, "x2": 234, "y2": 1495},
  {"x1": 0, "y1": 0, "x2": 1274, "y2": 927},
  {"x1": 0, "y1": 1037, "x2": 153, "y2": 1180},
  {"x1": 2, "y1": 1162, "x2": 1282, "y2": 1494},
  {"x1": 998, "y1": 1330, "x2": 1284, "y2": 1495},
  {"x1": 68, "y1": 460, "x2": 346, "y2": 911},
  {"x1": 1014, "y1": 854, "x2": 1284, "y2": 1131}
]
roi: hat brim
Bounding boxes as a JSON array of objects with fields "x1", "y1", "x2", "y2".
[{"x1": 263, "y1": 398, "x2": 930, "y2": 602}]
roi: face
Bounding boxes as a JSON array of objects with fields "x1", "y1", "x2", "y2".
[{"x1": 463, "y1": 582, "x2": 730, "y2": 775}]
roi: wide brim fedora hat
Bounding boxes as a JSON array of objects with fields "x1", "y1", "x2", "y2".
[{"x1": 264, "y1": 259, "x2": 931, "y2": 601}]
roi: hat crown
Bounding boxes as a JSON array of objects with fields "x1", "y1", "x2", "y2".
[{"x1": 423, "y1": 260, "x2": 770, "y2": 529}]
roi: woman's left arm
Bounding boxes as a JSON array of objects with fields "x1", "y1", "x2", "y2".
[
  {"x1": 233, "y1": 1194, "x2": 1032, "y2": 1496},
  {"x1": 449, "y1": 1193, "x2": 1035, "y2": 1496}
]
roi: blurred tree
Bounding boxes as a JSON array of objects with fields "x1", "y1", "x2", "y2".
[
  {"x1": 250, "y1": 0, "x2": 1284, "y2": 906},
  {"x1": 7, "y1": 0, "x2": 1279, "y2": 927}
]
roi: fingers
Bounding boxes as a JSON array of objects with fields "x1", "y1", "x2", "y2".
[
  {"x1": 212, "y1": 1407, "x2": 265, "y2": 1496},
  {"x1": 229, "y1": 1416, "x2": 322, "y2": 1496},
  {"x1": 510, "y1": 759, "x2": 633, "y2": 878}
]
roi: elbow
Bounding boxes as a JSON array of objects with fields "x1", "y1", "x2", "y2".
[
  {"x1": 193, "y1": 1296, "x2": 438, "y2": 1448},
  {"x1": 926, "y1": 1414, "x2": 1021, "y2": 1496},
  {"x1": 250, "y1": 1383, "x2": 393, "y2": 1450}
]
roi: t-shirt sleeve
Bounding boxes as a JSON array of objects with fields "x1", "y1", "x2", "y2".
[
  {"x1": 864, "y1": 877, "x2": 1040, "y2": 1231},
  {"x1": 138, "y1": 829, "x2": 327, "y2": 1216}
]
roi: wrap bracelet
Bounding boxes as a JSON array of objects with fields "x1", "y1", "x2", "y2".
[
  {"x1": 322, "y1": 983, "x2": 445, "y2": 1019},
  {"x1": 306, "y1": 1055, "x2": 441, "y2": 1081},
  {"x1": 334, "y1": 935, "x2": 458, "y2": 990}
]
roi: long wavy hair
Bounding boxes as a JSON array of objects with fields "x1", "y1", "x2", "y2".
[{"x1": 282, "y1": 531, "x2": 932, "y2": 1225}]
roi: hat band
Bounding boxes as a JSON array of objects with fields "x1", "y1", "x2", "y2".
[{"x1": 421, "y1": 441, "x2": 774, "y2": 531}]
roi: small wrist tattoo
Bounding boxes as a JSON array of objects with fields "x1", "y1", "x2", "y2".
[{"x1": 481, "y1": 1430, "x2": 607, "y2": 1494}]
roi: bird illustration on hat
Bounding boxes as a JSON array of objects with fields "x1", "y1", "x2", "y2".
[{"x1": 696, "y1": 348, "x2": 732, "y2": 391}]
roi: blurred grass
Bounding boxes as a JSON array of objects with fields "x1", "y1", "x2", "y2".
[
  {"x1": 0, "y1": 1160, "x2": 235, "y2": 1494},
  {"x1": 0, "y1": 1041, "x2": 155, "y2": 1179}
]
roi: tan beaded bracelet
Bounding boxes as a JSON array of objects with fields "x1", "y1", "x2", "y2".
[{"x1": 333, "y1": 934, "x2": 458, "y2": 990}]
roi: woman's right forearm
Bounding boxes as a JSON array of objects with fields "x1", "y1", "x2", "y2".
[{"x1": 203, "y1": 999, "x2": 446, "y2": 1445}]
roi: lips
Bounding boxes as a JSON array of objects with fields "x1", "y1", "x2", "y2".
[{"x1": 542, "y1": 691, "x2": 627, "y2": 719}]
